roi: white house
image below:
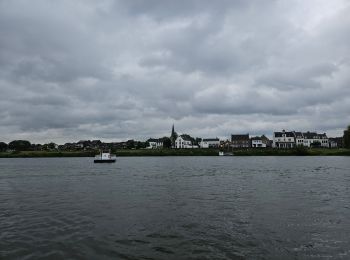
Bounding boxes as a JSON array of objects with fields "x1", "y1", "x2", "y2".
[
  {"x1": 147, "y1": 138, "x2": 163, "y2": 149},
  {"x1": 273, "y1": 130, "x2": 295, "y2": 148},
  {"x1": 200, "y1": 138, "x2": 220, "y2": 148},
  {"x1": 251, "y1": 137, "x2": 266, "y2": 148},
  {"x1": 302, "y1": 132, "x2": 328, "y2": 148},
  {"x1": 274, "y1": 130, "x2": 329, "y2": 148},
  {"x1": 175, "y1": 135, "x2": 193, "y2": 148}
]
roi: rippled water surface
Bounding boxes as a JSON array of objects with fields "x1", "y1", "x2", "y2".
[{"x1": 1, "y1": 156, "x2": 350, "y2": 259}]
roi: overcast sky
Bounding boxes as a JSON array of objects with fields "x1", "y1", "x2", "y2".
[{"x1": 1, "y1": 0, "x2": 350, "y2": 144}]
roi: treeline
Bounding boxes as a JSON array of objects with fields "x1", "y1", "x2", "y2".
[
  {"x1": 344, "y1": 126, "x2": 350, "y2": 148},
  {"x1": 0, "y1": 140, "x2": 63, "y2": 152},
  {"x1": 0, "y1": 138, "x2": 170, "y2": 152},
  {"x1": 0, "y1": 140, "x2": 32, "y2": 152},
  {"x1": 1, "y1": 125, "x2": 350, "y2": 152}
]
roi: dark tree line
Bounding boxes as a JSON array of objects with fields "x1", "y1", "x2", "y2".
[
  {"x1": 0, "y1": 142, "x2": 8, "y2": 152},
  {"x1": 1, "y1": 125, "x2": 348, "y2": 152},
  {"x1": 8, "y1": 140, "x2": 32, "y2": 151},
  {"x1": 125, "y1": 140, "x2": 150, "y2": 149},
  {"x1": 344, "y1": 125, "x2": 350, "y2": 148}
]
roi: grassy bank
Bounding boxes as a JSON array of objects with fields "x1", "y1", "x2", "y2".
[
  {"x1": 0, "y1": 149, "x2": 219, "y2": 158},
  {"x1": 0, "y1": 151, "x2": 96, "y2": 158},
  {"x1": 0, "y1": 148, "x2": 349, "y2": 158},
  {"x1": 231, "y1": 148, "x2": 350, "y2": 156},
  {"x1": 115, "y1": 148, "x2": 219, "y2": 156}
]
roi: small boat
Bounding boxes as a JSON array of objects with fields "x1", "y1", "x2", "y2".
[
  {"x1": 219, "y1": 151, "x2": 234, "y2": 156},
  {"x1": 94, "y1": 150, "x2": 116, "y2": 163}
]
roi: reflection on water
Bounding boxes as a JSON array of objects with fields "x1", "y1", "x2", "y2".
[{"x1": 1, "y1": 156, "x2": 350, "y2": 259}]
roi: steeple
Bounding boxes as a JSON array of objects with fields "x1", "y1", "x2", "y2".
[
  {"x1": 170, "y1": 124, "x2": 177, "y2": 148},
  {"x1": 171, "y1": 124, "x2": 175, "y2": 136}
]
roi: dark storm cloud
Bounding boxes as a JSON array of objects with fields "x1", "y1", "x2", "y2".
[{"x1": 0, "y1": 0, "x2": 349, "y2": 143}]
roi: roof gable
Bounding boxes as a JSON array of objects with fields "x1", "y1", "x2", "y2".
[
  {"x1": 179, "y1": 135, "x2": 192, "y2": 141},
  {"x1": 231, "y1": 134, "x2": 249, "y2": 141},
  {"x1": 202, "y1": 138, "x2": 219, "y2": 142}
]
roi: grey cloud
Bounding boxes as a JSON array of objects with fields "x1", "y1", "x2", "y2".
[
  {"x1": 117, "y1": 0, "x2": 249, "y2": 19},
  {"x1": 0, "y1": 0, "x2": 349, "y2": 143},
  {"x1": 255, "y1": 63, "x2": 339, "y2": 90}
]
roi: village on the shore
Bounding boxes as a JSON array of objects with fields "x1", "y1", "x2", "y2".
[
  {"x1": 1, "y1": 125, "x2": 349, "y2": 152},
  {"x1": 146, "y1": 126, "x2": 347, "y2": 150}
]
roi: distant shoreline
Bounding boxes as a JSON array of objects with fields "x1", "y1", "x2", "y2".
[{"x1": 0, "y1": 148, "x2": 350, "y2": 158}]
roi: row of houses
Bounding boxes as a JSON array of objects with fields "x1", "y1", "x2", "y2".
[
  {"x1": 147, "y1": 129, "x2": 343, "y2": 149},
  {"x1": 175, "y1": 136, "x2": 221, "y2": 148},
  {"x1": 147, "y1": 134, "x2": 265, "y2": 149},
  {"x1": 273, "y1": 130, "x2": 330, "y2": 148},
  {"x1": 174, "y1": 134, "x2": 272, "y2": 149},
  {"x1": 147, "y1": 138, "x2": 165, "y2": 149},
  {"x1": 147, "y1": 136, "x2": 221, "y2": 149},
  {"x1": 230, "y1": 131, "x2": 343, "y2": 149}
]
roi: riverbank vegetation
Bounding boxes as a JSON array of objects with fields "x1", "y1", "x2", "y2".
[
  {"x1": 114, "y1": 148, "x2": 218, "y2": 156},
  {"x1": 344, "y1": 125, "x2": 350, "y2": 148},
  {"x1": 231, "y1": 148, "x2": 350, "y2": 156},
  {"x1": 0, "y1": 151, "x2": 96, "y2": 158},
  {"x1": 1, "y1": 148, "x2": 350, "y2": 158}
]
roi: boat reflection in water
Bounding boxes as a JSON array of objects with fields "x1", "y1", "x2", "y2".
[{"x1": 94, "y1": 150, "x2": 116, "y2": 163}]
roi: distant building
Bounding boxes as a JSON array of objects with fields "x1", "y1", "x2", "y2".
[
  {"x1": 220, "y1": 140, "x2": 231, "y2": 150},
  {"x1": 62, "y1": 142, "x2": 77, "y2": 150},
  {"x1": 200, "y1": 138, "x2": 220, "y2": 148},
  {"x1": 302, "y1": 132, "x2": 328, "y2": 148},
  {"x1": 273, "y1": 130, "x2": 295, "y2": 148},
  {"x1": 231, "y1": 134, "x2": 250, "y2": 148},
  {"x1": 175, "y1": 135, "x2": 193, "y2": 148},
  {"x1": 328, "y1": 138, "x2": 338, "y2": 148},
  {"x1": 251, "y1": 136, "x2": 266, "y2": 148},
  {"x1": 261, "y1": 135, "x2": 271, "y2": 147},
  {"x1": 294, "y1": 132, "x2": 304, "y2": 147},
  {"x1": 170, "y1": 124, "x2": 177, "y2": 148},
  {"x1": 329, "y1": 137, "x2": 343, "y2": 148},
  {"x1": 273, "y1": 130, "x2": 329, "y2": 148},
  {"x1": 75, "y1": 141, "x2": 85, "y2": 149},
  {"x1": 147, "y1": 138, "x2": 163, "y2": 149}
]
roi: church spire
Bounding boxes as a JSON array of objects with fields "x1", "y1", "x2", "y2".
[{"x1": 170, "y1": 124, "x2": 177, "y2": 148}]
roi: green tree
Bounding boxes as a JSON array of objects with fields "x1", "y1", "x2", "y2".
[
  {"x1": 135, "y1": 141, "x2": 147, "y2": 149},
  {"x1": 126, "y1": 139, "x2": 135, "y2": 149},
  {"x1": 162, "y1": 137, "x2": 171, "y2": 148},
  {"x1": 145, "y1": 141, "x2": 150, "y2": 148},
  {"x1": 344, "y1": 125, "x2": 350, "y2": 148},
  {"x1": 8, "y1": 140, "x2": 31, "y2": 151},
  {"x1": 48, "y1": 142, "x2": 57, "y2": 150},
  {"x1": 42, "y1": 142, "x2": 57, "y2": 150},
  {"x1": 0, "y1": 142, "x2": 8, "y2": 152},
  {"x1": 194, "y1": 137, "x2": 202, "y2": 146}
]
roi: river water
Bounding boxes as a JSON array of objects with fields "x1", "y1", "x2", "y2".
[{"x1": 1, "y1": 156, "x2": 350, "y2": 259}]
